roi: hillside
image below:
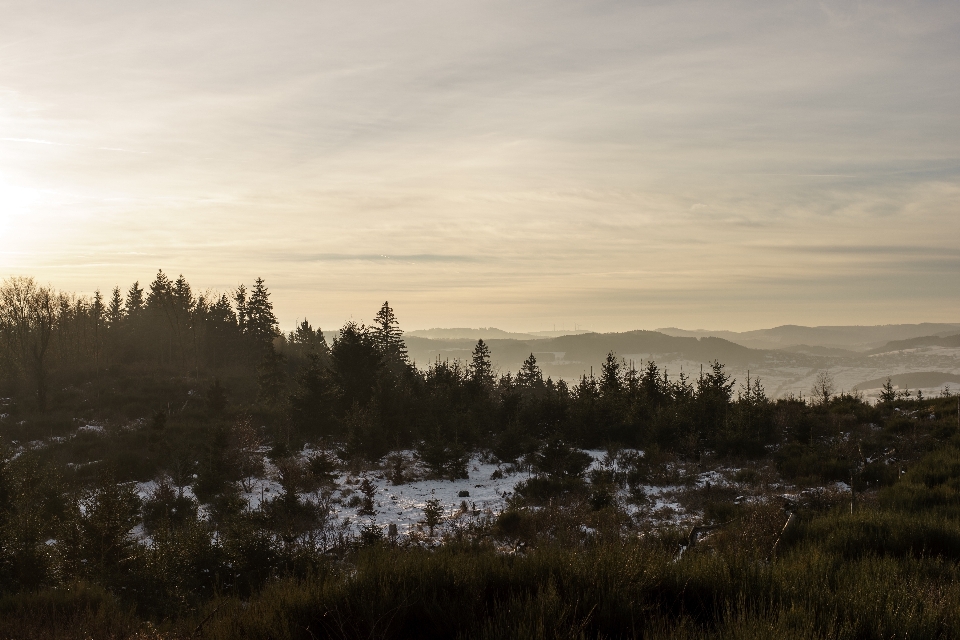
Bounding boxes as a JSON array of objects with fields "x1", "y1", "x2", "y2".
[
  {"x1": 659, "y1": 323, "x2": 960, "y2": 351},
  {"x1": 867, "y1": 334, "x2": 960, "y2": 355},
  {"x1": 853, "y1": 371, "x2": 960, "y2": 391},
  {"x1": 406, "y1": 330, "x2": 767, "y2": 379}
]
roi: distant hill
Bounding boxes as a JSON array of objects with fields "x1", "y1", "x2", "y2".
[
  {"x1": 404, "y1": 330, "x2": 767, "y2": 379},
  {"x1": 406, "y1": 327, "x2": 543, "y2": 340},
  {"x1": 854, "y1": 372, "x2": 960, "y2": 391},
  {"x1": 867, "y1": 334, "x2": 960, "y2": 355},
  {"x1": 405, "y1": 327, "x2": 592, "y2": 341},
  {"x1": 658, "y1": 323, "x2": 960, "y2": 351},
  {"x1": 778, "y1": 344, "x2": 860, "y2": 357}
]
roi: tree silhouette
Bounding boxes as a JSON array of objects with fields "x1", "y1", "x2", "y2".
[
  {"x1": 372, "y1": 301, "x2": 407, "y2": 363},
  {"x1": 469, "y1": 339, "x2": 494, "y2": 387},
  {"x1": 245, "y1": 278, "x2": 279, "y2": 348}
]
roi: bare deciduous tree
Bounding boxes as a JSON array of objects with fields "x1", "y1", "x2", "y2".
[
  {"x1": 811, "y1": 370, "x2": 835, "y2": 406},
  {"x1": 0, "y1": 278, "x2": 59, "y2": 411}
]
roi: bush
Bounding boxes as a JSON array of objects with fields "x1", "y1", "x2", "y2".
[{"x1": 514, "y1": 476, "x2": 586, "y2": 504}]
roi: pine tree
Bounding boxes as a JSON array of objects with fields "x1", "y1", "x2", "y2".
[
  {"x1": 701, "y1": 360, "x2": 734, "y2": 402},
  {"x1": 599, "y1": 351, "x2": 623, "y2": 397},
  {"x1": 106, "y1": 287, "x2": 124, "y2": 327},
  {"x1": 517, "y1": 353, "x2": 543, "y2": 387},
  {"x1": 469, "y1": 339, "x2": 494, "y2": 386},
  {"x1": 879, "y1": 378, "x2": 897, "y2": 405},
  {"x1": 372, "y1": 301, "x2": 407, "y2": 363},
  {"x1": 257, "y1": 349, "x2": 287, "y2": 408},
  {"x1": 169, "y1": 275, "x2": 194, "y2": 368},
  {"x1": 147, "y1": 270, "x2": 172, "y2": 310},
  {"x1": 234, "y1": 284, "x2": 248, "y2": 334},
  {"x1": 171, "y1": 276, "x2": 193, "y2": 316},
  {"x1": 641, "y1": 360, "x2": 666, "y2": 404},
  {"x1": 124, "y1": 281, "x2": 145, "y2": 317},
  {"x1": 91, "y1": 290, "x2": 105, "y2": 369},
  {"x1": 245, "y1": 278, "x2": 278, "y2": 347},
  {"x1": 290, "y1": 319, "x2": 329, "y2": 358},
  {"x1": 146, "y1": 270, "x2": 177, "y2": 365}
]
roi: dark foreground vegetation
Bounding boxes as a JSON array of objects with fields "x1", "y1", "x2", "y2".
[{"x1": 1, "y1": 272, "x2": 960, "y2": 638}]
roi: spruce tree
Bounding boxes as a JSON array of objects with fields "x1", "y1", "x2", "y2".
[
  {"x1": 91, "y1": 290, "x2": 105, "y2": 369},
  {"x1": 372, "y1": 301, "x2": 407, "y2": 363},
  {"x1": 107, "y1": 287, "x2": 124, "y2": 327},
  {"x1": 234, "y1": 284, "x2": 247, "y2": 334},
  {"x1": 290, "y1": 319, "x2": 329, "y2": 358},
  {"x1": 879, "y1": 378, "x2": 897, "y2": 405},
  {"x1": 245, "y1": 278, "x2": 278, "y2": 347},
  {"x1": 257, "y1": 348, "x2": 287, "y2": 408},
  {"x1": 517, "y1": 353, "x2": 543, "y2": 387},
  {"x1": 599, "y1": 351, "x2": 623, "y2": 397},
  {"x1": 147, "y1": 270, "x2": 171, "y2": 310},
  {"x1": 469, "y1": 339, "x2": 494, "y2": 386},
  {"x1": 124, "y1": 281, "x2": 145, "y2": 317}
]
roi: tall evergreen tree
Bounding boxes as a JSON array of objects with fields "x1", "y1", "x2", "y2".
[
  {"x1": 146, "y1": 271, "x2": 172, "y2": 310},
  {"x1": 124, "y1": 281, "x2": 145, "y2": 317},
  {"x1": 146, "y1": 270, "x2": 175, "y2": 365},
  {"x1": 469, "y1": 339, "x2": 494, "y2": 387},
  {"x1": 290, "y1": 319, "x2": 330, "y2": 361},
  {"x1": 91, "y1": 290, "x2": 105, "y2": 369},
  {"x1": 106, "y1": 287, "x2": 124, "y2": 328},
  {"x1": 879, "y1": 377, "x2": 897, "y2": 405},
  {"x1": 599, "y1": 351, "x2": 623, "y2": 397},
  {"x1": 245, "y1": 278, "x2": 278, "y2": 347},
  {"x1": 169, "y1": 275, "x2": 194, "y2": 367},
  {"x1": 517, "y1": 353, "x2": 543, "y2": 387},
  {"x1": 372, "y1": 301, "x2": 407, "y2": 363},
  {"x1": 331, "y1": 322, "x2": 382, "y2": 409},
  {"x1": 234, "y1": 284, "x2": 247, "y2": 334},
  {"x1": 207, "y1": 293, "x2": 239, "y2": 369}
]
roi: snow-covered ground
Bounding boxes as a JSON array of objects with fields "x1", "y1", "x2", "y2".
[
  {"x1": 190, "y1": 450, "x2": 756, "y2": 539},
  {"x1": 130, "y1": 449, "x2": 694, "y2": 540}
]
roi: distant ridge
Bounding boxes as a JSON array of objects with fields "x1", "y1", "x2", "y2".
[
  {"x1": 854, "y1": 372, "x2": 960, "y2": 391},
  {"x1": 867, "y1": 334, "x2": 960, "y2": 355},
  {"x1": 658, "y1": 323, "x2": 960, "y2": 351},
  {"x1": 404, "y1": 329, "x2": 765, "y2": 379},
  {"x1": 406, "y1": 327, "x2": 591, "y2": 341}
]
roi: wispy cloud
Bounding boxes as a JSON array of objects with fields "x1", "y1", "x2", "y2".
[{"x1": 1, "y1": 0, "x2": 958, "y2": 331}]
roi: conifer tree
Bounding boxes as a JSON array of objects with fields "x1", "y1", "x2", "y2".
[
  {"x1": 171, "y1": 276, "x2": 193, "y2": 316},
  {"x1": 517, "y1": 353, "x2": 543, "y2": 387},
  {"x1": 879, "y1": 377, "x2": 897, "y2": 405},
  {"x1": 91, "y1": 290, "x2": 105, "y2": 369},
  {"x1": 124, "y1": 281, "x2": 145, "y2": 317},
  {"x1": 469, "y1": 339, "x2": 494, "y2": 386},
  {"x1": 290, "y1": 319, "x2": 329, "y2": 358},
  {"x1": 372, "y1": 301, "x2": 407, "y2": 363},
  {"x1": 147, "y1": 270, "x2": 171, "y2": 310},
  {"x1": 234, "y1": 284, "x2": 247, "y2": 334},
  {"x1": 700, "y1": 360, "x2": 734, "y2": 402},
  {"x1": 599, "y1": 351, "x2": 623, "y2": 397},
  {"x1": 641, "y1": 360, "x2": 666, "y2": 404},
  {"x1": 245, "y1": 278, "x2": 278, "y2": 347},
  {"x1": 257, "y1": 349, "x2": 287, "y2": 408},
  {"x1": 107, "y1": 287, "x2": 124, "y2": 328}
]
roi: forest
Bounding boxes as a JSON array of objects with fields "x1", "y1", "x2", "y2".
[{"x1": 1, "y1": 272, "x2": 960, "y2": 639}]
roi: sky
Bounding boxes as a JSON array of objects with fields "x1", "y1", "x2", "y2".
[{"x1": 0, "y1": 0, "x2": 958, "y2": 333}]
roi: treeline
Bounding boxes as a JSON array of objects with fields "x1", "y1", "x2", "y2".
[
  {"x1": 0, "y1": 272, "x2": 284, "y2": 408},
  {"x1": 0, "y1": 271, "x2": 884, "y2": 465}
]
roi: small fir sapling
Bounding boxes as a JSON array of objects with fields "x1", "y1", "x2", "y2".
[{"x1": 423, "y1": 497, "x2": 444, "y2": 536}]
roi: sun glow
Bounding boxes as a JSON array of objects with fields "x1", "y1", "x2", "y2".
[{"x1": 0, "y1": 175, "x2": 41, "y2": 257}]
